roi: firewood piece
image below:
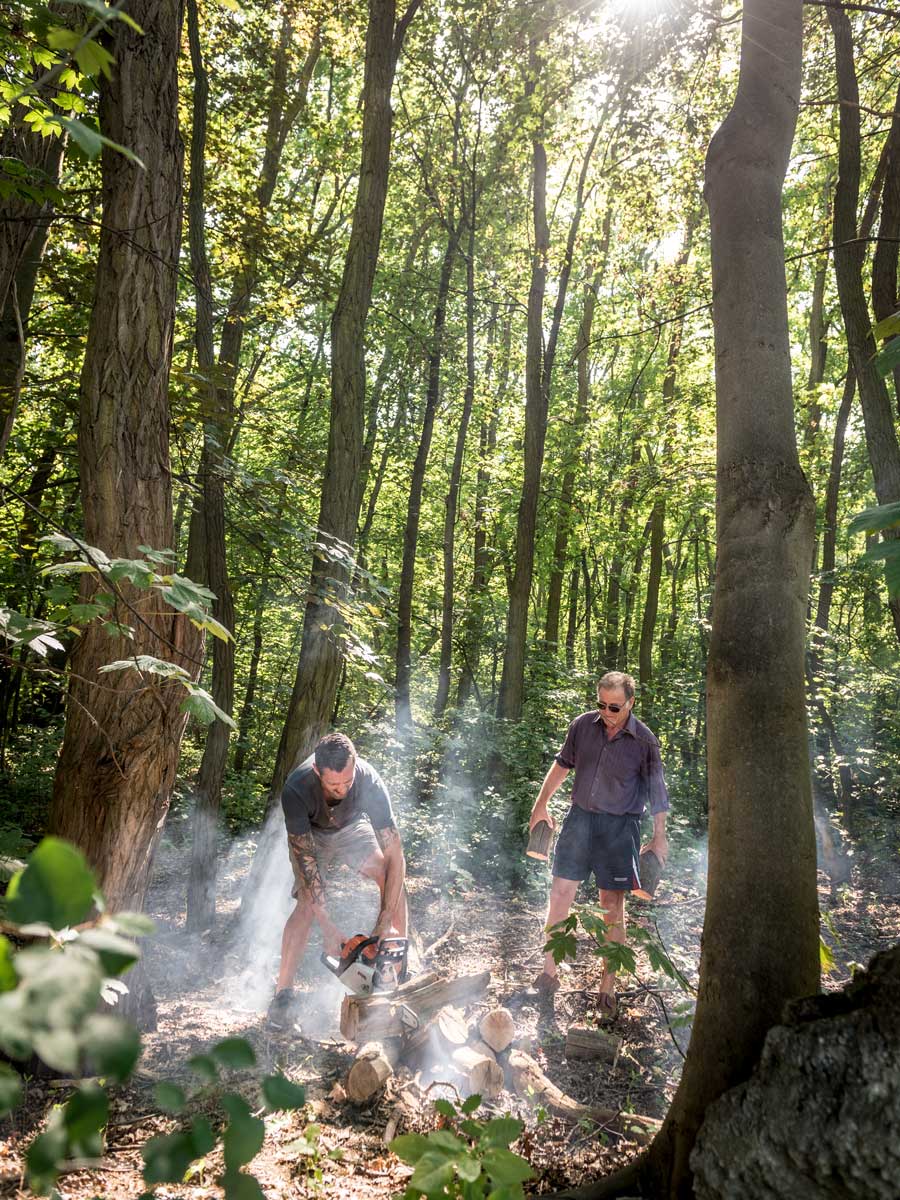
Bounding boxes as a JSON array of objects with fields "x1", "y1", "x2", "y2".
[
  {"x1": 451, "y1": 1045, "x2": 504, "y2": 1099},
  {"x1": 346, "y1": 1039, "x2": 402, "y2": 1103},
  {"x1": 341, "y1": 970, "x2": 491, "y2": 1042},
  {"x1": 506, "y1": 1049, "x2": 660, "y2": 1139},
  {"x1": 564, "y1": 1025, "x2": 621, "y2": 1063},
  {"x1": 478, "y1": 1007, "x2": 516, "y2": 1053},
  {"x1": 382, "y1": 1102, "x2": 404, "y2": 1145},
  {"x1": 470, "y1": 1038, "x2": 498, "y2": 1061},
  {"x1": 405, "y1": 1005, "x2": 469, "y2": 1055}
]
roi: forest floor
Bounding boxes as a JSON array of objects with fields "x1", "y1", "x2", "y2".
[{"x1": 2, "y1": 834, "x2": 899, "y2": 1200}]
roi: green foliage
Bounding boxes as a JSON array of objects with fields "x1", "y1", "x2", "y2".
[
  {"x1": 849, "y1": 503, "x2": 900, "y2": 597},
  {"x1": 4, "y1": 835, "x2": 95, "y2": 928},
  {"x1": 391, "y1": 1096, "x2": 533, "y2": 1200}
]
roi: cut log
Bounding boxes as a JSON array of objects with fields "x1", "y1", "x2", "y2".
[
  {"x1": 564, "y1": 1025, "x2": 621, "y2": 1063},
  {"x1": 478, "y1": 1007, "x2": 516, "y2": 1053},
  {"x1": 506, "y1": 1049, "x2": 660, "y2": 1140},
  {"x1": 406, "y1": 1005, "x2": 469, "y2": 1055},
  {"x1": 470, "y1": 1038, "x2": 498, "y2": 1061},
  {"x1": 451, "y1": 1045, "x2": 504, "y2": 1099},
  {"x1": 341, "y1": 969, "x2": 491, "y2": 1043},
  {"x1": 346, "y1": 1039, "x2": 402, "y2": 1103}
]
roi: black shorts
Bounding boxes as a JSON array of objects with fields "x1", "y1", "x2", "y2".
[{"x1": 552, "y1": 806, "x2": 641, "y2": 891}]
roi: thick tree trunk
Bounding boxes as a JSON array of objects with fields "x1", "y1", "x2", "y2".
[
  {"x1": 395, "y1": 223, "x2": 461, "y2": 729},
  {"x1": 48, "y1": 0, "x2": 202, "y2": 926},
  {"x1": 643, "y1": 3, "x2": 819, "y2": 1195},
  {"x1": 828, "y1": 7, "x2": 900, "y2": 642}
]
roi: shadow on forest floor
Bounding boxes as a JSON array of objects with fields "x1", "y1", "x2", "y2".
[{"x1": 2, "y1": 838, "x2": 898, "y2": 1198}]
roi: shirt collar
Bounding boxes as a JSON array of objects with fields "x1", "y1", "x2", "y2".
[{"x1": 592, "y1": 710, "x2": 638, "y2": 738}]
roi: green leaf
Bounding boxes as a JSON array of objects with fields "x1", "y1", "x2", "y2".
[
  {"x1": 410, "y1": 1152, "x2": 456, "y2": 1193},
  {"x1": 223, "y1": 1171, "x2": 267, "y2": 1200},
  {"x1": 154, "y1": 1082, "x2": 186, "y2": 1113},
  {"x1": 6, "y1": 838, "x2": 97, "y2": 929},
  {"x1": 819, "y1": 935, "x2": 837, "y2": 975},
  {"x1": 188, "y1": 1053, "x2": 219, "y2": 1082},
  {"x1": 221, "y1": 1094, "x2": 265, "y2": 1170},
  {"x1": 0, "y1": 936, "x2": 17, "y2": 992},
  {"x1": 57, "y1": 116, "x2": 145, "y2": 167},
  {"x1": 460, "y1": 1093, "x2": 482, "y2": 1115},
  {"x1": 456, "y1": 1152, "x2": 483, "y2": 1183},
  {"x1": 105, "y1": 558, "x2": 158, "y2": 587},
  {"x1": 98, "y1": 655, "x2": 191, "y2": 680},
  {"x1": 0, "y1": 1064, "x2": 22, "y2": 1115},
  {"x1": 875, "y1": 336, "x2": 900, "y2": 379},
  {"x1": 26, "y1": 1111, "x2": 68, "y2": 1195},
  {"x1": 64, "y1": 1082, "x2": 108, "y2": 1156},
  {"x1": 82, "y1": 1013, "x2": 141, "y2": 1081},
  {"x1": 142, "y1": 1118, "x2": 214, "y2": 1184},
  {"x1": 482, "y1": 1147, "x2": 534, "y2": 1186},
  {"x1": 181, "y1": 688, "x2": 237, "y2": 728},
  {"x1": 79, "y1": 927, "x2": 140, "y2": 975},
  {"x1": 390, "y1": 1132, "x2": 430, "y2": 1163},
  {"x1": 212, "y1": 1037, "x2": 256, "y2": 1069},
  {"x1": 433, "y1": 1098, "x2": 456, "y2": 1119},
  {"x1": 261, "y1": 1072, "x2": 306, "y2": 1111},
  {"x1": 107, "y1": 911, "x2": 156, "y2": 937},
  {"x1": 481, "y1": 1117, "x2": 523, "y2": 1147},
  {"x1": 426, "y1": 1129, "x2": 466, "y2": 1153},
  {"x1": 873, "y1": 308, "x2": 900, "y2": 340},
  {"x1": 848, "y1": 501, "x2": 900, "y2": 536},
  {"x1": 33, "y1": 1027, "x2": 81, "y2": 1073}
]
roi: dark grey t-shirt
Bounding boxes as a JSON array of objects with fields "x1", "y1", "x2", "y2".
[
  {"x1": 281, "y1": 755, "x2": 395, "y2": 836},
  {"x1": 555, "y1": 711, "x2": 670, "y2": 817}
]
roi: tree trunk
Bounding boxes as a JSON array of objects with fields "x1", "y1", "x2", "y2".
[
  {"x1": 435, "y1": 219, "x2": 476, "y2": 717},
  {"x1": 48, "y1": 0, "x2": 202, "y2": 929},
  {"x1": 828, "y1": 6, "x2": 900, "y2": 643},
  {"x1": 644, "y1": 3, "x2": 819, "y2": 1194},
  {"x1": 637, "y1": 495, "x2": 664, "y2": 705},
  {"x1": 871, "y1": 81, "x2": 900, "y2": 407},
  {"x1": 544, "y1": 266, "x2": 603, "y2": 650},
  {"x1": 242, "y1": 0, "x2": 420, "y2": 904},
  {"x1": 233, "y1": 569, "x2": 269, "y2": 774},
  {"x1": 395, "y1": 222, "x2": 461, "y2": 729}
]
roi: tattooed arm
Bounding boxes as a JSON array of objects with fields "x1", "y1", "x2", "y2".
[
  {"x1": 371, "y1": 823, "x2": 406, "y2": 938},
  {"x1": 287, "y1": 832, "x2": 343, "y2": 955}
]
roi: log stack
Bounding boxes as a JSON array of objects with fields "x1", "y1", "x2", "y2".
[{"x1": 341, "y1": 972, "x2": 657, "y2": 1138}]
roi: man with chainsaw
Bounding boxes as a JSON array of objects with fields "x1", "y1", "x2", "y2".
[
  {"x1": 267, "y1": 731, "x2": 408, "y2": 1027},
  {"x1": 528, "y1": 671, "x2": 669, "y2": 1018}
]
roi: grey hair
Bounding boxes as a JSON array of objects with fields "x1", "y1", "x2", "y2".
[{"x1": 597, "y1": 671, "x2": 635, "y2": 701}]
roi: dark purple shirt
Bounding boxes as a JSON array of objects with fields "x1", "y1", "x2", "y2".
[{"x1": 555, "y1": 711, "x2": 670, "y2": 817}]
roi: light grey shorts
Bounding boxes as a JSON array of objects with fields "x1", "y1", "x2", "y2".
[{"x1": 289, "y1": 818, "x2": 380, "y2": 897}]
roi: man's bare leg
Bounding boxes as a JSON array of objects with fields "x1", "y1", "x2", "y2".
[
  {"x1": 360, "y1": 853, "x2": 408, "y2": 935},
  {"x1": 542, "y1": 877, "x2": 580, "y2": 977},
  {"x1": 597, "y1": 888, "x2": 626, "y2": 997},
  {"x1": 275, "y1": 899, "x2": 314, "y2": 993}
]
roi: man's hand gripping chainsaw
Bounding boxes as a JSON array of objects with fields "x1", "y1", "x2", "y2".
[{"x1": 321, "y1": 934, "x2": 409, "y2": 997}]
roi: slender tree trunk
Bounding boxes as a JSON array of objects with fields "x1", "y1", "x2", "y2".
[
  {"x1": 395, "y1": 222, "x2": 461, "y2": 729},
  {"x1": 871, "y1": 81, "x2": 900, "y2": 406},
  {"x1": 564, "y1": 563, "x2": 579, "y2": 670},
  {"x1": 48, "y1": 0, "x2": 202, "y2": 927},
  {"x1": 602, "y1": 443, "x2": 639, "y2": 669},
  {"x1": 243, "y1": 0, "x2": 421, "y2": 905},
  {"x1": 828, "y1": 7, "x2": 900, "y2": 642},
  {"x1": 544, "y1": 266, "x2": 603, "y2": 650},
  {"x1": 233, "y1": 570, "x2": 269, "y2": 774},
  {"x1": 581, "y1": 551, "x2": 593, "y2": 679},
  {"x1": 456, "y1": 314, "x2": 506, "y2": 708},
  {"x1": 643, "y1": 3, "x2": 819, "y2": 1194},
  {"x1": 637, "y1": 496, "x2": 664, "y2": 705},
  {"x1": 435, "y1": 218, "x2": 476, "y2": 716}
]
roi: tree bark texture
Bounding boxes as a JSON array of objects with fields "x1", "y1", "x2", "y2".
[
  {"x1": 871, "y1": 81, "x2": 900, "y2": 407},
  {"x1": 828, "y1": 6, "x2": 900, "y2": 642},
  {"x1": 645, "y1": 3, "x2": 819, "y2": 1195},
  {"x1": 395, "y1": 222, "x2": 461, "y2": 728},
  {"x1": 48, "y1": 0, "x2": 202, "y2": 917}
]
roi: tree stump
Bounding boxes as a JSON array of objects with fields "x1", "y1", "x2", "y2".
[{"x1": 451, "y1": 1045, "x2": 504, "y2": 1098}]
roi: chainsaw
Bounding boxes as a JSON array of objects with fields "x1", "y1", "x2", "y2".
[{"x1": 321, "y1": 934, "x2": 409, "y2": 997}]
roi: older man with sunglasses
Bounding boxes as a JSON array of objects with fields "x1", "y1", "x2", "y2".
[{"x1": 528, "y1": 671, "x2": 669, "y2": 1016}]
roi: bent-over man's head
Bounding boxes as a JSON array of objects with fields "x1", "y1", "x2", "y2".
[{"x1": 314, "y1": 732, "x2": 357, "y2": 800}]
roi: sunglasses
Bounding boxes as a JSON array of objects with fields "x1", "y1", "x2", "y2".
[{"x1": 597, "y1": 701, "x2": 627, "y2": 713}]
